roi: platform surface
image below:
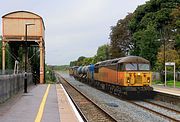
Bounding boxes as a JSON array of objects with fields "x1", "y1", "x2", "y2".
[
  {"x1": 153, "y1": 85, "x2": 180, "y2": 97},
  {"x1": 0, "y1": 84, "x2": 82, "y2": 122}
]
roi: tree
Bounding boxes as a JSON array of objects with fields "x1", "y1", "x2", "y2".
[
  {"x1": 131, "y1": 24, "x2": 160, "y2": 67},
  {"x1": 156, "y1": 49, "x2": 180, "y2": 70},
  {"x1": 129, "y1": 0, "x2": 179, "y2": 69},
  {"x1": 70, "y1": 60, "x2": 78, "y2": 66},
  {"x1": 110, "y1": 13, "x2": 133, "y2": 58},
  {"x1": 69, "y1": 44, "x2": 110, "y2": 66},
  {"x1": 95, "y1": 44, "x2": 110, "y2": 61},
  {"x1": 82, "y1": 57, "x2": 94, "y2": 65},
  {"x1": 170, "y1": 6, "x2": 180, "y2": 51},
  {"x1": 77, "y1": 56, "x2": 86, "y2": 66}
]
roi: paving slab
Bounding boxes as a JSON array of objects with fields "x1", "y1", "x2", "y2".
[
  {"x1": 0, "y1": 84, "x2": 60, "y2": 122},
  {"x1": 42, "y1": 85, "x2": 60, "y2": 122},
  {"x1": 153, "y1": 85, "x2": 180, "y2": 97},
  {"x1": 56, "y1": 84, "x2": 80, "y2": 122}
]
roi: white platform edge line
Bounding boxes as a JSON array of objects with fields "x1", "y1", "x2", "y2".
[{"x1": 60, "y1": 84, "x2": 84, "y2": 122}]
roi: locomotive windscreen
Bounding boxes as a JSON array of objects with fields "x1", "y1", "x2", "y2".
[{"x1": 125, "y1": 63, "x2": 150, "y2": 71}]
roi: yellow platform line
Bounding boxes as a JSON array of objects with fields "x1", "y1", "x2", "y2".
[{"x1": 35, "y1": 84, "x2": 51, "y2": 122}]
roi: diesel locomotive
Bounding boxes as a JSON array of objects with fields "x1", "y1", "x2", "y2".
[{"x1": 70, "y1": 56, "x2": 153, "y2": 95}]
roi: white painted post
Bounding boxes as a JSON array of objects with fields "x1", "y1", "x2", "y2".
[
  {"x1": 165, "y1": 65, "x2": 167, "y2": 87},
  {"x1": 174, "y1": 63, "x2": 176, "y2": 88},
  {"x1": 13, "y1": 60, "x2": 17, "y2": 74},
  {"x1": 165, "y1": 62, "x2": 176, "y2": 88}
]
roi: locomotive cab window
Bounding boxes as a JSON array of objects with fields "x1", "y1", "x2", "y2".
[
  {"x1": 139, "y1": 63, "x2": 150, "y2": 70},
  {"x1": 125, "y1": 63, "x2": 138, "y2": 71},
  {"x1": 123, "y1": 63, "x2": 150, "y2": 71},
  {"x1": 118, "y1": 63, "x2": 125, "y2": 71}
]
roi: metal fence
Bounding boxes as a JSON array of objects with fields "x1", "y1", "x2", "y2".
[
  {"x1": 152, "y1": 72, "x2": 180, "y2": 81},
  {"x1": 0, "y1": 70, "x2": 29, "y2": 75}
]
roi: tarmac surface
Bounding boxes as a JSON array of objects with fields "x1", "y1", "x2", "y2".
[{"x1": 0, "y1": 84, "x2": 60, "y2": 122}]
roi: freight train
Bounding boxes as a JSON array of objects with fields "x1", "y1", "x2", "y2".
[{"x1": 69, "y1": 56, "x2": 153, "y2": 95}]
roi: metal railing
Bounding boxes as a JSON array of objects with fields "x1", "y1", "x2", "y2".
[{"x1": 0, "y1": 70, "x2": 31, "y2": 75}]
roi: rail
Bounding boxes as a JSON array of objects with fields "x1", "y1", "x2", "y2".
[
  {"x1": 56, "y1": 73, "x2": 117, "y2": 122},
  {"x1": 128, "y1": 100, "x2": 180, "y2": 122}
]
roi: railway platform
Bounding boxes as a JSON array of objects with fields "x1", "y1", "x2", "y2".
[
  {"x1": 0, "y1": 84, "x2": 83, "y2": 122},
  {"x1": 153, "y1": 85, "x2": 180, "y2": 97}
]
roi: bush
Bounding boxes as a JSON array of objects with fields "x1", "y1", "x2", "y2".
[{"x1": 45, "y1": 65, "x2": 56, "y2": 83}]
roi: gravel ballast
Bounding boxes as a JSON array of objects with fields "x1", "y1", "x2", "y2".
[{"x1": 59, "y1": 72, "x2": 173, "y2": 122}]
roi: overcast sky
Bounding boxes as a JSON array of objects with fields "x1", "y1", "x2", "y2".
[{"x1": 0, "y1": 0, "x2": 148, "y2": 65}]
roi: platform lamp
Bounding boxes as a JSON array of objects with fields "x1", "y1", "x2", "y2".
[{"x1": 24, "y1": 23, "x2": 35, "y2": 93}]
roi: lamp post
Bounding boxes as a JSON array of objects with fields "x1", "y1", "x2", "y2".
[
  {"x1": 159, "y1": 28, "x2": 175, "y2": 86},
  {"x1": 163, "y1": 38, "x2": 166, "y2": 86},
  {"x1": 158, "y1": 28, "x2": 166, "y2": 86},
  {"x1": 24, "y1": 23, "x2": 35, "y2": 93}
]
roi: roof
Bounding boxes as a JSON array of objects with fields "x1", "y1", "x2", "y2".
[
  {"x1": 95, "y1": 56, "x2": 149, "y2": 67},
  {"x1": 118, "y1": 56, "x2": 149, "y2": 63},
  {"x1": 2, "y1": 11, "x2": 45, "y2": 30}
]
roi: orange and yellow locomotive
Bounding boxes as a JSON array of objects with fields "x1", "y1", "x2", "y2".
[{"x1": 70, "y1": 56, "x2": 153, "y2": 95}]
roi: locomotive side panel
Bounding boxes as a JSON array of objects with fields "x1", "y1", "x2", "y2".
[
  {"x1": 117, "y1": 72, "x2": 125, "y2": 86},
  {"x1": 106, "y1": 65, "x2": 118, "y2": 84},
  {"x1": 94, "y1": 66, "x2": 118, "y2": 85}
]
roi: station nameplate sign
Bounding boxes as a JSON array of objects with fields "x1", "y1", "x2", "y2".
[{"x1": 165, "y1": 62, "x2": 175, "y2": 66}]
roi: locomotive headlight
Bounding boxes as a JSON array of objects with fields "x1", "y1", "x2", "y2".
[
  {"x1": 127, "y1": 77, "x2": 130, "y2": 83},
  {"x1": 147, "y1": 77, "x2": 150, "y2": 83}
]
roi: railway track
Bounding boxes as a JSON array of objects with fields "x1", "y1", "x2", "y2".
[
  {"x1": 102, "y1": 89, "x2": 180, "y2": 122},
  {"x1": 101, "y1": 85, "x2": 180, "y2": 122},
  {"x1": 57, "y1": 73, "x2": 180, "y2": 122},
  {"x1": 129, "y1": 100, "x2": 180, "y2": 122},
  {"x1": 56, "y1": 73, "x2": 117, "y2": 122},
  {"x1": 143, "y1": 100, "x2": 180, "y2": 114},
  {"x1": 82, "y1": 78, "x2": 180, "y2": 121},
  {"x1": 95, "y1": 83, "x2": 180, "y2": 122},
  {"x1": 81, "y1": 79, "x2": 180, "y2": 121}
]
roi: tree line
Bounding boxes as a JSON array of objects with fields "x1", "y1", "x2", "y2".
[
  {"x1": 70, "y1": 44, "x2": 110, "y2": 66},
  {"x1": 70, "y1": 0, "x2": 180, "y2": 71}
]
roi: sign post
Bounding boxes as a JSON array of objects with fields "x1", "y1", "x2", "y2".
[{"x1": 165, "y1": 62, "x2": 176, "y2": 88}]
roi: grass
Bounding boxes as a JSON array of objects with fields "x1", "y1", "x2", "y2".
[
  {"x1": 153, "y1": 80, "x2": 180, "y2": 88},
  {"x1": 166, "y1": 80, "x2": 180, "y2": 88}
]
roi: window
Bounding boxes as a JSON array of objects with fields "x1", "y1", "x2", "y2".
[
  {"x1": 122, "y1": 63, "x2": 150, "y2": 71},
  {"x1": 125, "y1": 63, "x2": 138, "y2": 71},
  {"x1": 118, "y1": 63, "x2": 125, "y2": 71},
  {"x1": 139, "y1": 64, "x2": 150, "y2": 70}
]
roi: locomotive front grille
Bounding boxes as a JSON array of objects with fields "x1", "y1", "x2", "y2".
[{"x1": 135, "y1": 76, "x2": 142, "y2": 84}]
